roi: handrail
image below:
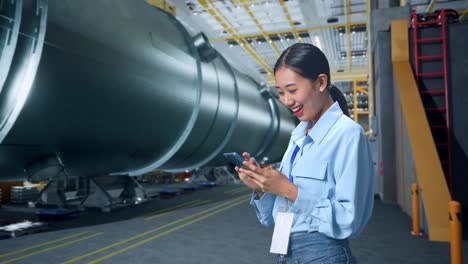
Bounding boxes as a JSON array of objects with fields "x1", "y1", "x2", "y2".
[{"x1": 391, "y1": 19, "x2": 451, "y2": 241}]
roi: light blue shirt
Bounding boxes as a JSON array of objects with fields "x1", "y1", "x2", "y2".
[{"x1": 250, "y1": 102, "x2": 374, "y2": 239}]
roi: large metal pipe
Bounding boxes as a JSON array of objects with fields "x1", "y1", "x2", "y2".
[{"x1": 0, "y1": 0, "x2": 296, "y2": 182}]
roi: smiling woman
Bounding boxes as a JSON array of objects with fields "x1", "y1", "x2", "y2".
[
  {"x1": 236, "y1": 43, "x2": 375, "y2": 264},
  {"x1": 274, "y1": 67, "x2": 333, "y2": 123}
]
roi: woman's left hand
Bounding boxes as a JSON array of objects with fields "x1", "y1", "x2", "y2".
[{"x1": 239, "y1": 159, "x2": 298, "y2": 201}]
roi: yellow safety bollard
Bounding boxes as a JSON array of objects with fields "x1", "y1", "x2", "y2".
[
  {"x1": 411, "y1": 183, "x2": 422, "y2": 235},
  {"x1": 449, "y1": 201, "x2": 463, "y2": 264}
]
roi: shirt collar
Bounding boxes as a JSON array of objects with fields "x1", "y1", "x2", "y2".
[{"x1": 291, "y1": 101, "x2": 343, "y2": 145}]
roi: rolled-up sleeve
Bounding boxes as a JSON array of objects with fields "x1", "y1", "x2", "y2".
[
  {"x1": 289, "y1": 130, "x2": 374, "y2": 239},
  {"x1": 250, "y1": 192, "x2": 276, "y2": 227}
]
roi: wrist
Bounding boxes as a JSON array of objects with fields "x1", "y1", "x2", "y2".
[{"x1": 282, "y1": 181, "x2": 298, "y2": 202}]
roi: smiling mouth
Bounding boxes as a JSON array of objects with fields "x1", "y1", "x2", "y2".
[{"x1": 291, "y1": 106, "x2": 304, "y2": 116}]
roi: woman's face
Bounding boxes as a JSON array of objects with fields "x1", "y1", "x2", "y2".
[{"x1": 275, "y1": 67, "x2": 332, "y2": 124}]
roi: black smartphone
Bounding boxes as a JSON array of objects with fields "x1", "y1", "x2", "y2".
[{"x1": 223, "y1": 152, "x2": 251, "y2": 170}]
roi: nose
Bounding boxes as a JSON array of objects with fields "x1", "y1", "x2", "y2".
[{"x1": 282, "y1": 93, "x2": 294, "y2": 107}]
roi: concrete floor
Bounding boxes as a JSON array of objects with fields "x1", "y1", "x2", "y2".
[{"x1": 0, "y1": 183, "x2": 466, "y2": 264}]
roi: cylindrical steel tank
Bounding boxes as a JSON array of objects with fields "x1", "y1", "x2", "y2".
[{"x1": 0, "y1": 0, "x2": 296, "y2": 181}]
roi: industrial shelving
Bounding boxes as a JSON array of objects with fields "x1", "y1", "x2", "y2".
[{"x1": 341, "y1": 79, "x2": 369, "y2": 132}]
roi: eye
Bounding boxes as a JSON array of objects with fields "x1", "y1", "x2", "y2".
[
  {"x1": 278, "y1": 91, "x2": 284, "y2": 96},
  {"x1": 289, "y1": 89, "x2": 297, "y2": 94}
]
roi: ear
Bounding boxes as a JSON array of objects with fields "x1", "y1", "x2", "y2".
[{"x1": 317, "y1": 74, "x2": 328, "y2": 92}]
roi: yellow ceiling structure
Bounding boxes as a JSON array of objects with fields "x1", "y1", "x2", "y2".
[{"x1": 178, "y1": 0, "x2": 463, "y2": 84}]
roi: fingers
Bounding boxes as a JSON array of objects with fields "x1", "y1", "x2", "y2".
[
  {"x1": 242, "y1": 152, "x2": 260, "y2": 167},
  {"x1": 240, "y1": 167, "x2": 263, "y2": 183},
  {"x1": 236, "y1": 166, "x2": 262, "y2": 191},
  {"x1": 241, "y1": 169, "x2": 262, "y2": 185},
  {"x1": 250, "y1": 157, "x2": 260, "y2": 166},
  {"x1": 236, "y1": 166, "x2": 256, "y2": 183},
  {"x1": 235, "y1": 166, "x2": 248, "y2": 179},
  {"x1": 243, "y1": 160, "x2": 261, "y2": 173}
]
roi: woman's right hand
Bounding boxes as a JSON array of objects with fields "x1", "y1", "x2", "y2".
[{"x1": 235, "y1": 152, "x2": 263, "y2": 194}]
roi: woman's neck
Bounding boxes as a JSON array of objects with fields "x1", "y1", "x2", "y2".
[{"x1": 306, "y1": 122, "x2": 313, "y2": 135}]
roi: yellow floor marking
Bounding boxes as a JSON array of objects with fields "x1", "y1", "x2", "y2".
[
  {"x1": 230, "y1": 188, "x2": 251, "y2": 195},
  {"x1": 223, "y1": 186, "x2": 248, "y2": 194},
  {"x1": 88, "y1": 198, "x2": 249, "y2": 264},
  {"x1": 144, "y1": 200, "x2": 212, "y2": 220},
  {"x1": 143, "y1": 199, "x2": 202, "y2": 219},
  {"x1": 0, "y1": 231, "x2": 89, "y2": 258},
  {"x1": 0, "y1": 233, "x2": 103, "y2": 264},
  {"x1": 62, "y1": 194, "x2": 249, "y2": 264}
]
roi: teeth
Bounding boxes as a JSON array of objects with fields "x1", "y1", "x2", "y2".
[{"x1": 292, "y1": 106, "x2": 302, "y2": 112}]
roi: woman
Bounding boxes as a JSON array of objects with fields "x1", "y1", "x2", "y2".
[{"x1": 236, "y1": 43, "x2": 374, "y2": 264}]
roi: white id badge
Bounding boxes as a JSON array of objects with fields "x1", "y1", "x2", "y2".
[{"x1": 269, "y1": 212, "x2": 294, "y2": 255}]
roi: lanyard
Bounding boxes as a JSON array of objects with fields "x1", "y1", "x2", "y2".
[{"x1": 288, "y1": 145, "x2": 300, "y2": 183}]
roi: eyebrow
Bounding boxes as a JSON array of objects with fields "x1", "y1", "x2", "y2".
[{"x1": 275, "y1": 83, "x2": 296, "y2": 89}]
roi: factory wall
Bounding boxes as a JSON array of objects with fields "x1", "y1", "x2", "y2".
[
  {"x1": 445, "y1": 24, "x2": 468, "y2": 238},
  {"x1": 373, "y1": 5, "x2": 468, "y2": 237}
]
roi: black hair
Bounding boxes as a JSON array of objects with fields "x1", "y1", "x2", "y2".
[
  {"x1": 329, "y1": 85, "x2": 350, "y2": 117},
  {"x1": 274, "y1": 43, "x2": 330, "y2": 86}
]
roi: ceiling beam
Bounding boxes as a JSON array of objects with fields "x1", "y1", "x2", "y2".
[
  {"x1": 332, "y1": 71, "x2": 368, "y2": 81},
  {"x1": 346, "y1": 0, "x2": 352, "y2": 71},
  {"x1": 239, "y1": 0, "x2": 282, "y2": 56},
  {"x1": 279, "y1": 0, "x2": 302, "y2": 43},
  {"x1": 366, "y1": 0, "x2": 374, "y2": 125},
  {"x1": 331, "y1": 2, "x2": 367, "y2": 8},
  {"x1": 425, "y1": 0, "x2": 438, "y2": 13},
  {"x1": 199, "y1": 0, "x2": 273, "y2": 74},
  {"x1": 267, "y1": 71, "x2": 369, "y2": 86},
  {"x1": 209, "y1": 22, "x2": 367, "y2": 42},
  {"x1": 460, "y1": 9, "x2": 467, "y2": 21}
]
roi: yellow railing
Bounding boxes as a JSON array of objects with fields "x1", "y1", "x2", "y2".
[{"x1": 391, "y1": 19, "x2": 451, "y2": 241}]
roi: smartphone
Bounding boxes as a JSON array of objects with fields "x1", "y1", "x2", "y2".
[{"x1": 223, "y1": 152, "x2": 251, "y2": 170}]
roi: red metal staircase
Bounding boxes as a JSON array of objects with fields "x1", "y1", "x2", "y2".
[{"x1": 411, "y1": 9, "x2": 452, "y2": 193}]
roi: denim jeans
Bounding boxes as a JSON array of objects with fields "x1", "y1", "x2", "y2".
[{"x1": 276, "y1": 232, "x2": 356, "y2": 264}]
